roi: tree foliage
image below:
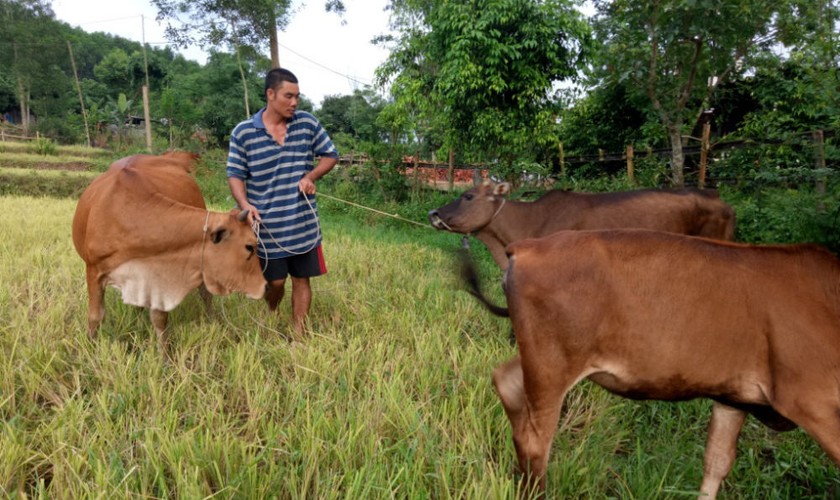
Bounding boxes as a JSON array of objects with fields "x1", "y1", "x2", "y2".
[
  {"x1": 317, "y1": 88, "x2": 387, "y2": 152},
  {"x1": 0, "y1": 0, "x2": 64, "y2": 132},
  {"x1": 378, "y1": 0, "x2": 591, "y2": 177},
  {"x1": 590, "y1": 0, "x2": 796, "y2": 186}
]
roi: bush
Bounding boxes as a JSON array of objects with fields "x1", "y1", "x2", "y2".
[
  {"x1": 721, "y1": 182, "x2": 840, "y2": 253},
  {"x1": 29, "y1": 137, "x2": 57, "y2": 156}
]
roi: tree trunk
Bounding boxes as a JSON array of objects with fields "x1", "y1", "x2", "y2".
[
  {"x1": 17, "y1": 77, "x2": 30, "y2": 134},
  {"x1": 269, "y1": 15, "x2": 280, "y2": 68},
  {"x1": 667, "y1": 124, "x2": 685, "y2": 187},
  {"x1": 235, "y1": 44, "x2": 251, "y2": 118}
]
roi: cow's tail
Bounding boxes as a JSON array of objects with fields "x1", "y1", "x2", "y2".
[{"x1": 459, "y1": 249, "x2": 510, "y2": 318}]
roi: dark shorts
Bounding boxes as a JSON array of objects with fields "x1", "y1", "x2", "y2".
[{"x1": 260, "y1": 245, "x2": 327, "y2": 281}]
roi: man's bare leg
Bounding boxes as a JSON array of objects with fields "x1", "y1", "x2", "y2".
[{"x1": 290, "y1": 276, "x2": 312, "y2": 334}]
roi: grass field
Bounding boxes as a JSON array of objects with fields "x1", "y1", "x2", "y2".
[{"x1": 1, "y1": 170, "x2": 838, "y2": 497}]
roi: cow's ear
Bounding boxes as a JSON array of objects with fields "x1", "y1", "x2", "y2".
[
  {"x1": 211, "y1": 227, "x2": 229, "y2": 244},
  {"x1": 493, "y1": 182, "x2": 511, "y2": 197}
]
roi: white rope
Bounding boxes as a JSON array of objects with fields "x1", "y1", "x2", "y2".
[
  {"x1": 199, "y1": 210, "x2": 210, "y2": 278},
  {"x1": 252, "y1": 192, "x2": 321, "y2": 263},
  {"x1": 316, "y1": 192, "x2": 434, "y2": 230},
  {"x1": 490, "y1": 198, "x2": 506, "y2": 222}
]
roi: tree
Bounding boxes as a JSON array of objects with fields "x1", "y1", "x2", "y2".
[
  {"x1": 590, "y1": 0, "x2": 811, "y2": 186},
  {"x1": 377, "y1": 0, "x2": 591, "y2": 180},
  {"x1": 317, "y1": 88, "x2": 387, "y2": 152},
  {"x1": 0, "y1": 0, "x2": 62, "y2": 133},
  {"x1": 152, "y1": 0, "x2": 346, "y2": 69},
  {"x1": 152, "y1": 0, "x2": 289, "y2": 69},
  {"x1": 94, "y1": 49, "x2": 135, "y2": 94}
]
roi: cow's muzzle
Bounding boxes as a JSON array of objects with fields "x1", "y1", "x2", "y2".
[{"x1": 428, "y1": 210, "x2": 448, "y2": 230}]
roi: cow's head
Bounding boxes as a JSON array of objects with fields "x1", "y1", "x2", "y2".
[
  {"x1": 428, "y1": 181, "x2": 511, "y2": 233},
  {"x1": 201, "y1": 209, "x2": 266, "y2": 299}
]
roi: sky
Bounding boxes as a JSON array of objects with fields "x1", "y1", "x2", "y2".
[{"x1": 50, "y1": 0, "x2": 394, "y2": 107}]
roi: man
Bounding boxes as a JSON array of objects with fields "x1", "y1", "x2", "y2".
[{"x1": 227, "y1": 68, "x2": 339, "y2": 334}]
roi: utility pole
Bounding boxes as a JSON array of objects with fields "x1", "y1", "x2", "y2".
[
  {"x1": 141, "y1": 15, "x2": 153, "y2": 151},
  {"x1": 67, "y1": 41, "x2": 91, "y2": 147}
]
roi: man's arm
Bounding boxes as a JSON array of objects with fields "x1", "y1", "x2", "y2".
[
  {"x1": 299, "y1": 156, "x2": 338, "y2": 195},
  {"x1": 228, "y1": 177, "x2": 260, "y2": 224}
]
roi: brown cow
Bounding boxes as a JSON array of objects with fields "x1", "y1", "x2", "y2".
[
  {"x1": 430, "y1": 181, "x2": 736, "y2": 268},
  {"x1": 72, "y1": 152, "x2": 266, "y2": 352},
  {"x1": 462, "y1": 230, "x2": 840, "y2": 498}
]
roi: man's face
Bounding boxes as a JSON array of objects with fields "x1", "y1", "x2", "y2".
[{"x1": 267, "y1": 81, "x2": 300, "y2": 119}]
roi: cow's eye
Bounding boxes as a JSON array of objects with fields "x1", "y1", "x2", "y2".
[
  {"x1": 463, "y1": 193, "x2": 474, "y2": 201},
  {"x1": 246, "y1": 244, "x2": 255, "y2": 254}
]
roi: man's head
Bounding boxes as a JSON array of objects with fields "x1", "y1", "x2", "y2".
[{"x1": 265, "y1": 68, "x2": 300, "y2": 120}]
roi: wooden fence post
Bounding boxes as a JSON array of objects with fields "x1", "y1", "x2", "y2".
[
  {"x1": 626, "y1": 144, "x2": 635, "y2": 184},
  {"x1": 698, "y1": 121, "x2": 711, "y2": 189},
  {"x1": 448, "y1": 147, "x2": 455, "y2": 191},
  {"x1": 413, "y1": 153, "x2": 420, "y2": 190}
]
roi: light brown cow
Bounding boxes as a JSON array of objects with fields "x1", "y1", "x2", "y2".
[
  {"x1": 430, "y1": 181, "x2": 736, "y2": 268},
  {"x1": 462, "y1": 229, "x2": 840, "y2": 498},
  {"x1": 72, "y1": 152, "x2": 266, "y2": 352}
]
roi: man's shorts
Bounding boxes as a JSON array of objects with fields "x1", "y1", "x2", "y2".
[{"x1": 260, "y1": 245, "x2": 327, "y2": 282}]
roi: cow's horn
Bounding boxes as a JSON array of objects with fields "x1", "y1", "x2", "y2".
[{"x1": 237, "y1": 210, "x2": 249, "y2": 222}]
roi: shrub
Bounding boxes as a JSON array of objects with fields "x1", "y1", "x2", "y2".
[{"x1": 30, "y1": 137, "x2": 57, "y2": 156}]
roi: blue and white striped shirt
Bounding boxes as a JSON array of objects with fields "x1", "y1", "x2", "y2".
[{"x1": 226, "y1": 108, "x2": 338, "y2": 259}]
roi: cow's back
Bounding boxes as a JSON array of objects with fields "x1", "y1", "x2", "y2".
[
  {"x1": 530, "y1": 189, "x2": 734, "y2": 240},
  {"x1": 73, "y1": 155, "x2": 205, "y2": 266},
  {"x1": 505, "y1": 230, "x2": 840, "y2": 400},
  {"x1": 107, "y1": 152, "x2": 205, "y2": 209}
]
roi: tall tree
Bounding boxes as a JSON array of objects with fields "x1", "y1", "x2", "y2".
[
  {"x1": 152, "y1": 0, "x2": 347, "y2": 69},
  {"x1": 317, "y1": 88, "x2": 387, "y2": 151},
  {"x1": 0, "y1": 0, "x2": 61, "y2": 133},
  {"x1": 152, "y1": 0, "x2": 292, "y2": 68},
  {"x1": 378, "y1": 0, "x2": 591, "y2": 177},
  {"x1": 590, "y1": 0, "x2": 814, "y2": 186}
]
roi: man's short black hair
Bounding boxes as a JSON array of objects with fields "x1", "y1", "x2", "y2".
[{"x1": 265, "y1": 68, "x2": 299, "y2": 96}]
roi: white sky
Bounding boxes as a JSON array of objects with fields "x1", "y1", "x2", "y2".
[{"x1": 51, "y1": 0, "x2": 393, "y2": 107}]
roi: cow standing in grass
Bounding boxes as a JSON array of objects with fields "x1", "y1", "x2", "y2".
[
  {"x1": 430, "y1": 181, "x2": 736, "y2": 268},
  {"x1": 72, "y1": 152, "x2": 266, "y2": 353},
  {"x1": 462, "y1": 229, "x2": 840, "y2": 498}
]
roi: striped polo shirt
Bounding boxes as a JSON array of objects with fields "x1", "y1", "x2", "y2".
[{"x1": 226, "y1": 108, "x2": 338, "y2": 259}]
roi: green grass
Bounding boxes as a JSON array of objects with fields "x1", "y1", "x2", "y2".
[
  {"x1": 0, "y1": 140, "x2": 112, "y2": 159},
  {"x1": 1, "y1": 177, "x2": 838, "y2": 497},
  {"x1": 0, "y1": 168, "x2": 97, "y2": 198}
]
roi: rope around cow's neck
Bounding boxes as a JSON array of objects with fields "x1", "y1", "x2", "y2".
[
  {"x1": 200, "y1": 210, "x2": 210, "y2": 279},
  {"x1": 469, "y1": 197, "x2": 507, "y2": 236}
]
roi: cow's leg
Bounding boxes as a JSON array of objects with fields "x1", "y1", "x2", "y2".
[
  {"x1": 265, "y1": 279, "x2": 286, "y2": 311},
  {"x1": 778, "y1": 401, "x2": 840, "y2": 466},
  {"x1": 150, "y1": 309, "x2": 171, "y2": 356},
  {"x1": 493, "y1": 356, "x2": 567, "y2": 494},
  {"x1": 699, "y1": 402, "x2": 747, "y2": 499},
  {"x1": 85, "y1": 267, "x2": 105, "y2": 337}
]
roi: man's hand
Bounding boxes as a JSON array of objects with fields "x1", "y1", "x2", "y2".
[
  {"x1": 242, "y1": 204, "x2": 261, "y2": 225},
  {"x1": 299, "y1": 176, "x2": 316, "y2": 195}
]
